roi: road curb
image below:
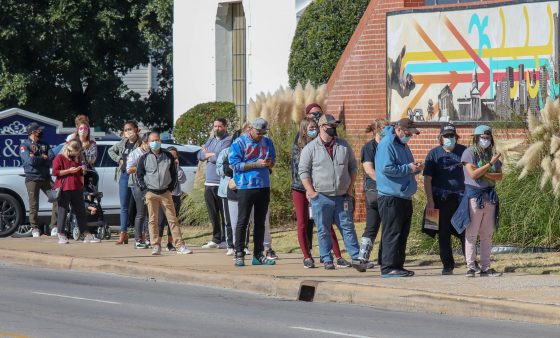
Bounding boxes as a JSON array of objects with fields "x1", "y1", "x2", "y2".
[{"x1": 0, "y1": 249, "x2": 558, "y2": 325}]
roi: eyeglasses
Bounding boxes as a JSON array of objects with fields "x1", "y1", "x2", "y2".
[
  {"x1": 256, "y1": 131, "x2": 267, "y2": 136},
  {"x1": 442, "y1": 134, "x2": 455, "y2": 138}
]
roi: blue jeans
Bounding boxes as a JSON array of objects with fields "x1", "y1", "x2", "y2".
[
  {"x1": 310, "y1": 193, "x2": 360, "y2": 263},
  {"x1": 119, "y1": 172, "x2": 132, "y2": 232}
]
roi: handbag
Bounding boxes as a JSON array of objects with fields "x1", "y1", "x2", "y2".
[{"x1": 47, "y1": 160, "x2": 67, "y2": 203}]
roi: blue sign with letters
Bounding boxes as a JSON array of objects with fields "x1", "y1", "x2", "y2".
[{"x1": 0, "y1": 108, "x2": 71, "y2": 167}]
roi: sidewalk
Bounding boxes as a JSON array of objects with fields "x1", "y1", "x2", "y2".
[{"x1": 0, "y1": 236, "x2": 558, "y2": 325}]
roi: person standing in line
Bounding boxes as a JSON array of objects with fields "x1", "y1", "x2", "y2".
[
  {"x1": 228, "y1": 118, "x2": 276, "y2": 266},
  {"x1": 19, "y1": 122, "x2": 58, "y2": 237},
  {"x1": 126, "y1": 132, "x2": 151, "y2": 249},
  {"x1": 452, "y1": 125, "x2": 503, "y2": 277},
  {"x1": 108, "y1": 121, "x2": 142, "y2": 245},
  {"x1": 291, "y1": 118, "x2": 350, "y2": 269},
  {"x1": 298, "y1": 114, "x2": 365, "y2": 272},
  {"x1": 357, "y1": 118, "x2": 389, "y2": 269},
  {"x1": 375, "y1": 118, "x2": 423, "y2": 278},
  {"x1": 423, "y1": 123, "x2": 467, "y2": 275},
  {"x1": 199, "y1": 118, "x2": 232, "y2": 249},
  {"x1": 136, "y1": 132, "x2": 192, "y2": 255},
  {"x1": 157, "y1": 146, "x2": 186, "y2": 252},
  {"x1": 52, "y1": 140, "x2": 100, "y2": 244}
]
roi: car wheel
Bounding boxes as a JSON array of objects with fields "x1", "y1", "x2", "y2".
[
  {"x1": 12, "y1": 224, "x2": 33, "y2": 238},
  {"x1": 0, "y1": 193, "x2": 23, "y2": 238}
]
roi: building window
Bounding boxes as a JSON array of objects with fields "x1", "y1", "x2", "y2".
[{"x1": 232, "y1": 3, "x2": 246, "y2": 119}]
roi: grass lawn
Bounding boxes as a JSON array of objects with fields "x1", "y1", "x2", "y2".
[{"x1": 181, "y1": 223, "x2": 560, "y2": 275}]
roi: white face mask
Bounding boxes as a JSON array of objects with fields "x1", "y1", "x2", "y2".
[
  {"x1": 127, "y1": 130, "x2": 136, "y2": 138},
  {"x1": 479, "y1": 139, "x2": 491, "y2": 149}
]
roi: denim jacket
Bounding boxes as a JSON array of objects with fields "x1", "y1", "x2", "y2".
[{"x1": 451, "y1": 184, "x2": 500, "y2": 234}]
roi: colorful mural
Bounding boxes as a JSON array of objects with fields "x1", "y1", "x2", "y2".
[{"x1": 387, "y1": 0, "x2": 559, "y2": 122}]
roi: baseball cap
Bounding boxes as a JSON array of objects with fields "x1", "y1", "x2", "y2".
[
  {"x1": 318, "y1": 114, "x2": 340, "y2": 126},
  {"x1": 305, "y1": 103, "x2": 323, "y2": 115},
  {"x1": 440, "y1": 123, "x2": 457, "y2": 136},
  {"x1": 27, "y1": 122, "x2": 45, "y2": 135},
  {"x1": 250, "y1": 117, "x2": 269, "y2": 132},
  {"x1": 395, "y1": 118, "x2": 420, "y2": 135},
  {"x1": 474, "y1": 125, "x2": 492, "y2": 135}
]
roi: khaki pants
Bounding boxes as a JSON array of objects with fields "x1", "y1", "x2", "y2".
[
  {"x1": 25, "y1": 179, "x2": 58, "y2": 227},
  {"x1": 145, "y1": 191, "x2": 184, "y2": 248}
]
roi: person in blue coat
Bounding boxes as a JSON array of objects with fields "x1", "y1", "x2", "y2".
[{"x1": 375, "y1": 118, "x2": 423, "y2": 278}]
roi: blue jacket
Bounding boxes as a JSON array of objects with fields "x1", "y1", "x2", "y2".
[
  {"x1": 228, "y1": 133, "x2": 276, "y2": 190},
  {"x1": 375, "y1": 126, "x2": 417, "y2": 200},
  {"x1": 451, "y1": 184, "x2": 500, "y2": 234},
  {"x1": 19, "y1": 138, "x2": 55, "y2": 180},
  {"x1": 198, "y1": 134, "x2": 232, "y2": 185}
]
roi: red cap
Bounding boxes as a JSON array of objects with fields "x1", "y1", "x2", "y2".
[{"x1": 305, "y1": 103, "x2": 322, "y2": 115}]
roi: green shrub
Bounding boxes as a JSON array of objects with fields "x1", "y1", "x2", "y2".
[
  {"x1": 494, "y1": 168, "x2": 560, "y2": 248},
  {"x1": 174, "y1": 102, "x2": 239, "y2": 145},
  {"x1": 288, "y1": 0, "x2": 370, "y2": 88},
  {"x1": 178, "y1": 161, "x2": 210, "y2": 227}
]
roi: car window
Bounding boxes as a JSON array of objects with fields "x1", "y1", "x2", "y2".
[
  {"x1": 94, "y1": 145, "x2": 106, "y2": 168},
  {"x1": 178, "y1": 150, "x2": 199, "y2": 167},
  {"x1": 99, "y1": 145, "x2": 118, "y2": 168}
]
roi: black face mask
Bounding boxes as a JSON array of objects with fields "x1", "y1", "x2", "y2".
[
  {"x1": 36, "y1": 131, "x2": 43, "y2": 139},
  {"x1": 325, "y1": 127, "x2": 336, "y2": 137}
]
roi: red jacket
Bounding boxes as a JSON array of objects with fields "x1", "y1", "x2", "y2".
[{"x1": 52, "y1": 154, "x2": 84, "y2": 191}]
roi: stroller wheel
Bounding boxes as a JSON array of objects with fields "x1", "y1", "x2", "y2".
[
  {"x1": 103, "y1": 225, "x2": 111, "y2": 240},
  {"x1": 70, "y1": 214, "x2": 80, "y2": 241},
  {"x1": 96, "y1": 226, "x2": 105, "y2": 240}
]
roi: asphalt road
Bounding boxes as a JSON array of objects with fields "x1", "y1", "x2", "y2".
[{"x1": 0, "y1": 263, "x2": 557, "y2": 338}]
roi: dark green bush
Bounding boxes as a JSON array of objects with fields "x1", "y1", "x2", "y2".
[
  {"x1": 288, "y1": 0, "x2": 370, "y2": 88},
  {"x1": 174, "y1": 102, "x2": 239, "y2": 145}
]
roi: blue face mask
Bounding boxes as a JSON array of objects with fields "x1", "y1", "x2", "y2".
[
  {"x1": 399, "y1": 134, "x2": 411, "y2": 144},
  {"x1": 307, "y1": 129, "x2": 318, "y2": 139},
  {"x1": 379, "y1": 131, "x2": 386, "y2": 138},
  {"x1": 443, "y1": 136, "x2": 456, "y2": 149},
  {"x1": 149, "y1": 141, "x2": 161, "y2": 151}
]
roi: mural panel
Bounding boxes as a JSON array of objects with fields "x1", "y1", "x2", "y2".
[{"x1": 387, "y1": 0, "x2": 559, "y2": 122}]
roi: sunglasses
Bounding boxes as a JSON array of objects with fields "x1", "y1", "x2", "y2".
[{"x1": 442, "y1": 134, "x2": 455, "y2": 138}]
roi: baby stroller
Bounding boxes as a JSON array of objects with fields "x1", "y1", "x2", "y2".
[{"x1": 65, "y1": 169, "x2": 111, "y2": 241}]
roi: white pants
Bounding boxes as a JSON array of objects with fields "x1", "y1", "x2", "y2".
[{"x1": 228, "y1": 199, "x2": 272, "y2": 249}]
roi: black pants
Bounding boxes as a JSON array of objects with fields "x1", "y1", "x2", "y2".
[
  {"x1": 379, "y1": 196, "x2": 413, "y2": 273},
  {"x1": 362, "y1": 189, "x2": 382, "y2": 264},
  {"x1": 236, "y1": 188, "x2": 270, "y2": 256},
  {"x1": 158, "y1": 195, "x2": 181, "y2": 238},
  {"x1": 57, "y1": 190, "x2": 88, "y2": 235},
  {"x1": 204, "y1": 186, "x2": 226, "y2": 244},
  {"x1": 435, "y1": 195, "x2": 465, "y2": 269},
  {"x1": 221, "y1": 197, "x2": 234, "y2": 248}
]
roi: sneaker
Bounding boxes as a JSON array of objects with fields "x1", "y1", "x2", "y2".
[
  {"x1": 324, "y1": 261, "x2": 335, "y2": 270},
  {"x1": 381, "y1": 269, "x2": 411, "y2": 278},
  {"x1": 266, "y1": 249, "x2": 278, "y2": 261},
  {"x1": 32, "y1": 227, "x2": 40, "y2": 238},
  {"x1": 83, "y1": 234, "x2": 100, "y2": 243},
  {"x1": 218, "y1": 241, "x2": 228, "y2": 249},
  {"x1": 151, "y1": 245, "x2": 162, "y2": 256},
  {"x1": 226, "y1": 248, "x2": 235, "y2": 256},
  {"x1": 442, "y1": 267, "x2": 454, "y2": 275},
  {"x1": 135, "y1": 241, "x2": 147, "y2": 249},
  {"x1": 474, "y1": 261, "x2": 482, "y2": 274},
  {"x1": 351, "y1": 259, "x2": 367, "y2": 272},
  {"x1": 176, "y1": 245, "x2": 193, "y2": 254},
  {"x1": 336, "y1": 257, "x2": 351, "y2": 268},
  {"x1": 366, "y1": 261, "x2": 375, "y2": 270},
  {"x1": 50, "y1": 228, "x2": 58, "y2": 237},
  {"x1": 235, "y1": 255, "x2": 245, "y2": 267},
  {"x1": 466, "y1": 269, "x2": 476, "y2": 278},
  {"x1": 244, "y1": 248, "x2": 251, "y2": 255},
  {"x1": 202, "y1": 241, "x2": 219, "y2": 249},
  {"x1": 303, "y1": 258, "x2": 315, "y2": 269},
  {"x1": 166, "y1": 242, "x2": 177, "y2": 252},
  {"x1": 145, "y1": 239, "x2": 151, "y2": 248},
  {"x1": 402, "y1": 268, "x2": 415, "y2": 277},
  {"x1": 480, "y1": 268, "x2": 502, "y2": 277},
  {"x1": 252, "y1": 255, "x2": 276, "y2": 266},
  {"x1": 58, "y1": 235, "x2": 69, "y2": 244}
]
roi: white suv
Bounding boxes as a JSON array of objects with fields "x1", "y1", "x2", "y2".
[{"x1": 0, "y1": 136, "x2": 200, "y2": 237}]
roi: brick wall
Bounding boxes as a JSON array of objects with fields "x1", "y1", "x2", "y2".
[{"x1": 326, "y1": 0, "x2": 522, "y2": 220}]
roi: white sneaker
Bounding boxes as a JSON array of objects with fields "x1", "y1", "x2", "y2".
[
  {"x1": 244, "y1": 248, "x2": 250, "y2": 255},
  {"x1": 31, "y1": 227, "x2": 40, "y2": 238},
  {"x1": 50, "y1": 228, "x2": 58, "y2": 237},
  {"x1": 83, "y1": 234, "x2": 101, "y2": 243},
  {"x1": 226, "y1": 248, "x2": 235, "y2": 256},
  {"x1": 201, "y1": 241, "x2": 219, "y2": 249},
  {"x1": 58, "y1": 235, "x2": 69, "y2": 244},
  {"x1": 177, "y1": 245, "x2": 193, "y2": 254},
  {"x1": 151, "y1": 245, "x2": 162, "y2": 255},
  {"x1": 218, "y1": 241, "x2": 228, "y2": 249}
]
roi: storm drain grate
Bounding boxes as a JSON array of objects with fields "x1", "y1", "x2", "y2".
[{"x1": 298, "y1": 281, "x2": 320, "y2": 302}]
